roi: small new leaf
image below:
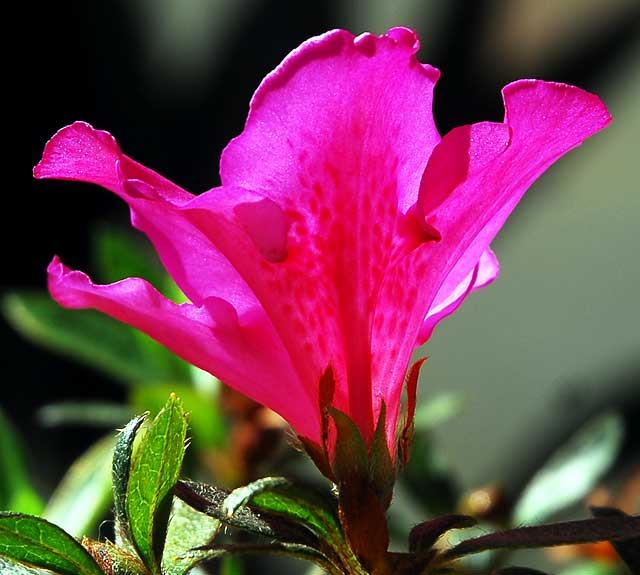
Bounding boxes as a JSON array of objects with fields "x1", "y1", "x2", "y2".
[
  {"x1": 126, "y1": 395, "x2": 188, "y2": 574},
  {"x1": 0, "y1": 512, "x2": 103, "y2": 575},
  {"x1": 113, "y1": 413, "x2": 148, "y2": 547}
]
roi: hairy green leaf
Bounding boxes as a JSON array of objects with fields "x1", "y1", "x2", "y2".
[
  {"x1": 126, "y1": 395, "x2": 187, "y2": 574},
  {"x1": 175, "y1": 481, "x2": 317, "y2": 545},
  {"x1": 113, "y1": 413, "x2": 148, "y2": 548},
  {"x1": 242, "y1": 481, "x2": 344, "y2": 548},
  {"x1": 161, "y1": 498, "x2": 220, "y2": 575},
  {"x1": 0, "y1": 513, "x2": 103, "y2": 575},
  {"x1": 131, "y1": 385, "x2": 226, "y2": 451}
]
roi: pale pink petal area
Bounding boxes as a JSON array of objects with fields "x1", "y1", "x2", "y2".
[
  {"x1": 47, "y1": 256, "x2": 319, "y2": 440},
  {"x1": 34, "y1": 122, "x2": 259, "y2": 313},
  {"x1": 373, "y1": 81, "x2": 611, "y2": 444}
]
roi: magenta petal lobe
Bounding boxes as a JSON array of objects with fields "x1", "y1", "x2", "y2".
[{"x1": 36, "y1": 29, "x2": 612, "y2": 458}]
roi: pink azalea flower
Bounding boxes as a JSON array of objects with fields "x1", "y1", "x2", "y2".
[{"x1": 35, "y1": 28, "x2": 610, "y2": 460}]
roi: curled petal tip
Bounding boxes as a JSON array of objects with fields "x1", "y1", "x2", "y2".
[{"x1": 34, "y1": 121, "x2": 121, "y2": 185}]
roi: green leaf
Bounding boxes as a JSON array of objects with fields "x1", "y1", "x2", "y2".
[
  {"x1": 412, "y1": 392, "x2": 463, "y2": 432},
  {"x1": 0, "y1": 512, "x2": 103, "y2": 575},
  {"x1": 37, "y1": 402, "x2": 133, "y2": 428},
  {"x1": 113, "y1": 413, "x2": 148, "y2": 549},
  {"x1": 369, "y1": 403, "x2": 395, "y2": 506},
  {"x1": 131, "y1": 384, "x2": 226, "y2": 451},
  {"x1": 513, "y1": 412, "x2": 624, "y2": 525},
  {"x1": 327, "y1": 407, "x2": 368, "y2": 485},
  {"x1": 44, "y1": 435, "x2": 114, "y2": 537},
  {"x1": 161, "y1": 498, "x2": 220, "y2": 575},
  {"x1": 222, "y1": 476, "x2": 345, "y2": 553},
  {"x1": 126, "y1": 394, "x2": 188, "y2": 574},
  {"x1": 175, "y1": 481, "x2": 317, "y2": 545},
  {"x1": 0, "y1": 409, "x2": 43, "y2": 515},
  {"x1": 2, "y1": 291, "x2": 164, "y2": 385}
]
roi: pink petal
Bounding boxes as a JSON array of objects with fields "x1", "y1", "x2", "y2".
[
  {"x1": 34, "y1": 122, "x2": 191, "y2": 204},
  {"x1": 47, "y1": 256, "x2": 319, "y2": 439},
  {"x1": 34, "y1": 122, "x2": 258, "y2": 313},
  {"x1": 221, "y1": 27, "x2": 440, "y2": 213},
  {"x1": 417, "y1": 247, "x2": 500, "y2": 344},
  {"x1": 374, "y1": 80, "x2": 611, "y2": 445},
  {"x1": 216, "y1": 28, "x2": 441, "y2": 440}
]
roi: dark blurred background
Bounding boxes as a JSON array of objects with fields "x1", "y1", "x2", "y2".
[{"x1": 9, "y1": 0, "x2": 640, "y2": 517}]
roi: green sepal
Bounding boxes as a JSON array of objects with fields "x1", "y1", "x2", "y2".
[
  {"x1": 327, "y1": 407, "x2": 388, "y2": 573},
  {"x1": 327, "y1": 407, "x2": 369, "y2": 486},
  {"x1": 0, "y1": 512, "x2": 104, "y2": 575},
  {"x1": 368, "y1": 403, "x2": 395, "y2": 508},
  {"x1": 126, "y1": 395, "x2": 188, "y2": 574}
]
